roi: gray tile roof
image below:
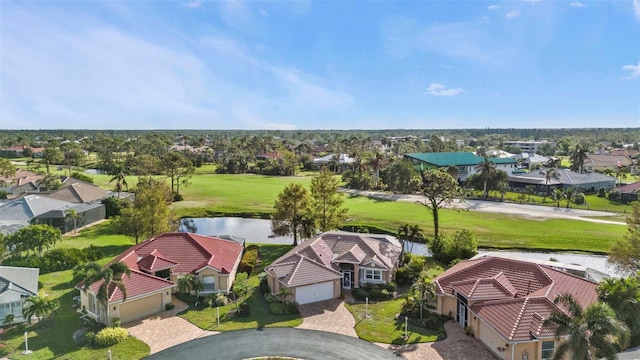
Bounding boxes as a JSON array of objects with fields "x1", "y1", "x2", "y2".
[
  {"x1": 508, "y1": 168, "x2": 615, "y2": 186},
  {"x1": 0, "y1": 266, "x2": 39, "y2": 295},
  {"x1": 266, "y1": 231, "x2": 402, "y2": 288}
]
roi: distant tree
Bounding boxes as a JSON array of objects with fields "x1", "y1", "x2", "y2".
[
  {"x1": 41, "y1": 147, "x2": 63, "y2": 175},
  {"x1": 60, "y1": 142, "x2": 84, "y2": 174},
  {"x1": 570, "y1": 142, "x2": 591, "y2": 173},
  {"x1": 271, "y1": 183, "x2": 314, "y2": 246},
  {"x1": 38, "y1": 173, "x2": 62, "y2": 191},
  {"x1": 0, "y1": 158, "x2": 16, "y2": 186},
  {"x1": 496, "y1": 181, "x2": 509, "y2": 201},
  {"x1": 109, "y1": 169, "x2": 129, "y2": 199},
  {"x1": 525, "y1": 185, "x2": 536, "y2": 202},
  {"x1": 538, "y1": 142, "x2": 557, "y2": 156},
  {"x1": 552, "y1": 188, "x2": 565, "y2": 207},
  {"x1": 161, "y1": 152, "x2": 195, "y2": 196},
  {"x1": 381, "y1": 160, "x2": 419, "y2": 194},
  {"x1": 23, "y1": 292, "x2": 58, "y2": 323},
  {"x1": 609, "y1": 202, "x2": 640, "y2": 275},
  {"x1": 543, "y1": 294, "x2": 629, "y2": 360},
  {"x1": 418, "y1": 170, "x2": 462, "y2": 239},
  {"x1": 476, "y1": 157, "x2": 497, "y2": 199},
  {"x1": 310, "y1": 168, "x2": 348, "y2": 232},
  {"x1": 540, "y1": 167, "x2": 560, "y2": 199}
]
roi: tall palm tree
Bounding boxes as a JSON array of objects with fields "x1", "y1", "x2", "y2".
[
  {"x1": 109, "y1": 170, "x2": 129, "y2": 199},
  {"x1": 23, "y1": 291, "x2": 58, "y2": 323},
  {"x1": 41, "y1": 147, "x2": 63, "y2": 175},
  {"x1": 368, "y1": 150, "x2": 386, "y2": 189},
  {"x1": 598, "y1": 275, "x2": 640, "y2": 347},
  {"x1": 570, "y1": 142, "x2": 590, "y2": 174},
  {"x1": 411, "y1": 271, "x2": 435, "y2": 320},
  {"x1": 543, "y1": 294, "x2": 629, "y2": 360},
  {"x1": 64, "y1": 208, "x2": 83, "y2": 235},
  {"x1": 476, "y1": 157, "x2": 496, "y2": 199},
  {"x1": 80, "y1": 262, "x2": 131, "y2": 322},
  {"x1": 540, "y1": 167, "x2": 560, "y2": 199}
]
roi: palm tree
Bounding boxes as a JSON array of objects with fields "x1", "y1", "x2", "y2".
[
  {"x1": 525, "y1": 185, "x2": 536, "y2": 202},
  {"x1": 552, "y1": 188, "x2": 565, "y2": 207},
  {"x1": 411, "y1": 271, "x2": 435, "y2": 320},
  {"x1": 64, "y1": 208, "x2": 83, "y2": 235},
  {"x1": 543, "y1": 294, "x2": 629, "y2": 360},
  {"x1": 570, "y1": 142, "x2": 590, "y2": 174},
  {"x1": 109, "y1": 170, "x2": 129, "y2": 199},
  {"x1": 540, "y1": 167, "x2": 560, "y2": 200},
  {"x1": 476, "y1": 157, "x2": 496, "y2": 199},
  {"x1": 277, "y1": 287, "x2": 293, "y2": 310},
  {"x1": 496, "y1": 181, "x2": 509, "y2": 201},
  {"x1": 41, "y1": 147, "x2": 63, "y2": 175},
  {"x1": 23, "y1": 291, "x2": 58, "y2": 323},
  {"x1": 80, "y1": 262, "x2": 131, "y2": 322},
  {"x1": 598, "y1": 275, "x2": 640, "y2": 347},
  {"x1": 368, "y1": 150, "x2": 386, "y2": 189},
  {"x1": 177, "y1": 274, "x2": 196, "y2": 294}
]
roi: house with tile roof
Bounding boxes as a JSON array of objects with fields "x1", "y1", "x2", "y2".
[
  {"x1": 584, "y1": 154, "x2": 635, "y2": 174},
  {"x1": 0, "y1": 266, "x2": 39, "y2": 324},
  {"x1": 404, "y1": 152, "x2": 517, "y2": 182},
  {"x1": 265, "y1": 231, "x2": 402, "y2": 305},
  {"x1": 76, "y1": 232, "x2": 244, "y2": 324},
  {"x1": 612, "y1": 181, "x2": 640, "y2": 203},
  {"x1": 433, "y1": 255, "x2": 599, "y2": 360}
]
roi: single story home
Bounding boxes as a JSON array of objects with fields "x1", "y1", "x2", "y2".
[
  {"x1": 433, "y1": 255, "x2": 598, "y2": 360},
  {"x1": 265, "y1": 231, "x2": 402, "y2": 305},
  {"x1": 77, "y1": 232, "x2": 244, "y2": 324},
  {"x1": 0, "y1": 194, "x2": 105, "y2": 234},
  {"x1": 404, "y1": 152, "x2": 517, "y2": 182},
  {"x1": 613, "y1": 182, "x2": 640, "y2": 203},
  {"x1": 45, "y1": 178, "x2": 112, "y2": 204},
  {"x1": 508, "y1": 168, "x2": 616, "y2": 193},
  {"x1": 584, "y1": 154, "x2": 635, "y2": 174},
  {"x1": 510, "y1": 153, "x2": 550, "y2": 169},
  {"x1": 0, "y1": 266, "x2": 39, "y2": 324}
]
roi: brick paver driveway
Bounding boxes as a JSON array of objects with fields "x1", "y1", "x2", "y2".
[
  {"x1": 296, "y1": 298, "x2": 357, "y2": 337},
  {"x1": 377, "y1": 321, "x2": 497, "y2": 360},
  {"x1": 125, "y1": 297, "x2": 217, "y2": 355}
]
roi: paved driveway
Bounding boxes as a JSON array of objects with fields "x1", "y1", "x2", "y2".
[
  {"x1": 125, "y1": 297, "x2": 217, "y2": 354},
  {"x1": 147, "y1": 328, "x2": 402, "y2": 360},
  {"x1": 297, "y1": 298, "x2": 357, "y2": 337},
  {"x1": 377, "y1": 321, "x2": 497, "y2": 360}
]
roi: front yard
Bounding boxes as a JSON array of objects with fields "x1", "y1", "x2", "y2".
[{"x1": 178, "y1": 244, "x2": 303, "y2": 331}]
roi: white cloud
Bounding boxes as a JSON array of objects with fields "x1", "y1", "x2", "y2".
[
  {"x1": 185, "y1": 0, "x2": 203, "y2": 9},
  {"x1": 570, "y1": 2, "x2": 586, "y2": 7},
  {"x1": 634, "y1": 0, "x2": 640, "y2": 20},
  {"x1": 506, "y1": 10, "x2": 520, "y2": 19},
  {"x1": 425, "y1": 83, "x2": 464, "y2": 97},
  {"x1": 487, "y1": 4, "x2": 500, "y2": 10},
  {"x1": 622, "y1": 62, "x2": 640, "y2": 80}
]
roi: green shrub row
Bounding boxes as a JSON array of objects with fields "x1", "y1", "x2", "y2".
[
  {"x1": 4, "y1": 245, "x2": 102, "y2": 274},
  {"x1": 268, "y1": 302, "x2": 298, "y2": 315},
  {"x1": 239, "y1": 245, "x2": 259, "y2": 275},
  {"x1": 86, "y1": 327, "x2": 129, "y2": 347},
  {"x1": 352, "y1": 283, "x2": 396, "y2": 302}
]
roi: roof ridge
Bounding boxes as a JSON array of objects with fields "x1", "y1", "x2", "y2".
[
  {"x1": 509, "y1": 298, "x2": 529, "y2": 340},
  {"x1": 468, "y1": 278, "x2": 481, "y2": 297},
  {"x1": 69, "y1": 184, "x2": 84, "y2": 202},
  {"x1": 286, "y1": 254, "x2": 305, "y2": 286},
  {"x1": 492, "y1": 272, "x2": 516, "y2": 296}
]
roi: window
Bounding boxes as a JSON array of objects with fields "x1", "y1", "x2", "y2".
[
  {"x1": 0, "y1": 301, "x2": 21, "y2": 320},
  {"x1": 88, "y1": 293, "x2": 96, "y2": 313},
  {"x1": 541, "y1": 341, "x2": 554, "y2": 359},
  {"x1": 202, "y1": 276, "x2": 215, "y2": 291},
  {"x1": 364, "y1": 269, "x2": 382, "y2": 282}
]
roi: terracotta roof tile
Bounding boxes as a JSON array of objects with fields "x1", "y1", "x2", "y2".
[
  {"x1": 137, "y1": 251, "x2": 178, "y2": 272},
  {"x1": 87, "y1": 270, "x2": 175, "y2": 303}
]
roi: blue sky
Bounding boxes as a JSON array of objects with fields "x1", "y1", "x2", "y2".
[{"x1": 1, "y1": 0, "x2": 639, "y2": 130}]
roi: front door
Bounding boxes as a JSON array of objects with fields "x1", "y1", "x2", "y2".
[
  {"x1": 458, "y1": 302, "x2": 466, "y2": 327},
  {"x1": 342, "y1": 271, "x2": 352, "y2": 289}
]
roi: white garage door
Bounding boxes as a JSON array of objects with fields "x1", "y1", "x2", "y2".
[
  {"x1": 119, "y1": 293, "x2": 163, "y2": 323},
  {"x1": 296, "y1": 282, "x2": 334, "y2": 305}
]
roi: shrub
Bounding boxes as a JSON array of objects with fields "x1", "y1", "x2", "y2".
[
  {"x1": 70, "y1": 172, "x2": 94, "y2": 183},
  {"x1": 285, "y1": 302, "x2": 299, "y2": 314},
  {"x1": 396, "y1": 256, "x2": 426, "y2": 285},
  {"x1": 598, "y1": 188, "x2": 607, "y2": 198},
  {"x1": 85, "y1": 331, "x2": 96, "y2": 345},
  {"x1": 165, "y1": 303, "x2": 175, "y2": 310},
  {"x1": 111, "y1": 317, "x2": 121, "y2": 328},
  {"x1": 239, "y1": 246, "x2": 259, "y2": 275},
  {"x1": 82, "y1": 245, "x2": 102, "y2": 261},
  {"x1": 237, "y1": 302, "x2": 251, "y2": 317},
  {"x1": 574, "y1": 193, "x2": 586, "y2": 205},
  {"x1": 209, "y1": 293, "x2": 228, "y2": 307},
  {"x1": 269, "y1": 302, "x2": 284, "y2": 315},
  {"x1": 264, "y1": 293, "x2": 279, "y2": 304},
  {"x1": 608, "y1": 190, "x2": 621, "y2": 202},
  {"x1": 0, "y1": 343, "x2": 9, "y2": 356},
  {"x1": 172, "y1": 192, "x2": 184, "y2": 202},
  {"x1": 352, "y1": 288, "x2": 368, "y2": 301},
  {"x1": 94, "y1": 327, "x2": 128, "y2": 347},
  {"x1": 101, "y1": 197, "x2": 128, "y2": 218},
  {"x1": 259, "y1": 276, "x2": 270, "y2": 294}
]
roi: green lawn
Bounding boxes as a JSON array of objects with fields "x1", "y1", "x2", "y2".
[
  {"x1": 346, "y1": 298, "x2": 443, "y2": 344},
  {"x1": 178, "y1": 244, "x2": 303, "y2": 331}
]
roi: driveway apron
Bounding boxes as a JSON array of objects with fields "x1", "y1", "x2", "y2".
[{"x1": 297, "y1": 298, "x2": 358, "y2": 338}]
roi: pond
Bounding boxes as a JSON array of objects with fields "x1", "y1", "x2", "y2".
[{"x1": 179, "y1": 217, "x2": 619, "y2": 277}]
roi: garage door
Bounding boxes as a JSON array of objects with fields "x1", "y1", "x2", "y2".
[
  {"x1": 119, "y1": 293, "x2": 163, "y2": 323},
  {"x1": 296, "y1": 282, "x2": 334, "y2": 305}
]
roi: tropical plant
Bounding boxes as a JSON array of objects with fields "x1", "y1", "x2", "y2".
[
  {"x1": 540, "y1": 167, "x2": 560, "y2": 199},
  {"x1": 598, "y1": 274, "x2": 640, "y2": 347},
  {"x1": 543, "y1": 294, "x2": 629, "y2": 360},
  {"x1": 64, "y1": 208, "x2": 83, "y2": 235},
  {"x1": 551, "y1": 188, "x2": 565, "y2": 207},
  {"x1": 276, "y1": 286, "x2": 293, "y2": 310},
  {"x1": 109, "y1": 169, "x2": 129, "y2": 199},
  {"x1": 23, "y1": 291, "x2": 58, "y2": 323},
  {"x1": 41, "y1": 147, "x2": 63, "y2": 175},
  {"x1": 79, "y1": 262, "x2": 131, "y2": 315},
  {"x1": 476, "y1": 157, "x2": 496, "y2": 199},
  {"x1": 570, "y1": 142, "x2": 590, "y2": 174},
  {"x1": 411, "y1": 271, "x2": 436, "y2": 320}
]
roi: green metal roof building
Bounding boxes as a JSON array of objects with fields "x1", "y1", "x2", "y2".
[{"x1": 404, "y1": 152, "x2": 517, "y2": 182}]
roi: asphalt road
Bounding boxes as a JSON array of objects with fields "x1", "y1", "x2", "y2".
[
  {"x1": 146, "y1": 328, "x2": 403, "y2": 360},
  {"x1": 340, "y1": 188, "x2": 625, "y2": 225}
]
